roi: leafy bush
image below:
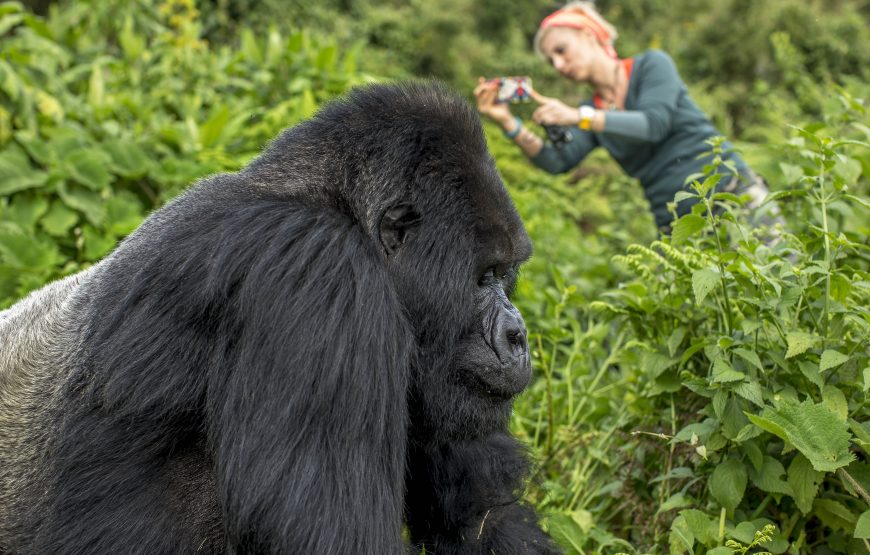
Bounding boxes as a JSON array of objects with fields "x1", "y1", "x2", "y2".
[
  {"x1": 509, "y1": 99, "x2": 870, "y2": 553},
  {"x1": 0, "y1": 0, "x2": 368, "y2": 306}
]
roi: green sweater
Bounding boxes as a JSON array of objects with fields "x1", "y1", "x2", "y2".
[{"x1": 531, "y1": 49, "x2": 751, "y2": 228}]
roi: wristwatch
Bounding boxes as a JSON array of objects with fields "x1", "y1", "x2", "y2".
[{"x1": 578, "y1": 106, "x2": 596, "y2": 131}]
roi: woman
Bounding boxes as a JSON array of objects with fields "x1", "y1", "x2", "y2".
[{"x1": 474, "y1": 1, "x2": 774, "y2": 232}]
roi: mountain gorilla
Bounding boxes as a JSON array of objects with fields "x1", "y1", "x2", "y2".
[{"x1": 0, "y1": 82, "x2": 558, "y2": 554}]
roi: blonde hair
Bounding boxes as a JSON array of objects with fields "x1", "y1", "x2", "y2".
[{"x1": 533, "y1": 1, "x2": 619, "y2": 59}]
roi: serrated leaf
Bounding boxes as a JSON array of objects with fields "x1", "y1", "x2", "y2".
[
  {"x1": 58, "y1": 181, "x2": 105, "y2": 226},
  {"x1": 64, "y1": 148, "x2": 112, "y2": 190},
  {"x1": 733, "y1": 348, "x2": 764, "y2": 373},
  {"x1": 785, "y1": 331, "x2": 819, "y2": 359},
  {"x1": 712, "y1": 356, "x2": 744, "y2": 383},
  {"x1": 103, "y1": 139, "x2": 150, "y2": 178},
  {"x1": 40, "y1": 200, "x2": 78, "y2": 236},
  {"x1": 822, "y1": 385, "x2": 848, "y2": 422},
  {"x1": 813, "y1": 499, "x2": 857, "y2": 532},
  {"x1": 788, "y1": 455, "x2": 823, "y2": 514},
  {"x1": 679, "y1": 510, "x2": 716, "y2": 545},
  {"x1": 819, "y1": 349, "x2": 849, "y2": 372},
  {"x1": 798, "y1": 360, "x2": 824, "y2": 390},
  {"x1": 733, "y1": 381, "x2": 764, "y2": 407},
  {"x1": 856, "y1": 511, "x2": 870, "y2": 539},
  {"x1": 692, "y1": 267, "x2": 719, "y2": 305},
  {"x1": 746, "y1": 401, "x2": 855, "y2": 472},
  {"x1": 81, "y1": 225, "x2": 116, "y2": 260},
  {"x1": 671, "y1": 214, "x2": 707, "y2": 245},
  {"x1": 750, "y1": 456, "x2": 792, "y2": 495},
  {"x1": 668, "y1": 515, "x2": 694, "y2": 555},
  {"x1": 742, "y1": 441, "x2": 764, "y2": 472},
  {"x1": 0, "y1": 227, "x2": 62, "y2": 269},
  {"x1": 709, "y1": 458, "x2": 747, "y2": 512}
]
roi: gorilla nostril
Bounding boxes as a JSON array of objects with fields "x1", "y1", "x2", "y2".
[{"x1": 506, "y1": 329, "x2": 527, "y2": 355}]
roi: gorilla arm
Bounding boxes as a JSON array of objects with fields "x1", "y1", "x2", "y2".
[
  {"x1": 406, "y1": 434, "x2": 559, "y2": 554},
  {"x1": 203, "y1": 203, "x2": 413, "y2": 553},
  {"x1": 44, "y1": 192, "x2": 412, "y2": 554}
]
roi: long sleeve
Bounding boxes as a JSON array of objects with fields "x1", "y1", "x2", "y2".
[
  {"x1": 530, "y1": 126, "x2": 599, "y2": 174},
  {"x1": 602, "y1": 50, "x2": 682, "y2": 143}
]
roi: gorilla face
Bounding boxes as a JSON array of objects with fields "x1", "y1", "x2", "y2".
[{"x1": 375, "y1": 137, "x2": 533, "y2": 444}]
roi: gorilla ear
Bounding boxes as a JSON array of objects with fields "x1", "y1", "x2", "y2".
[{"x1": 379, "y1": 203, "x2": 421, "y2": 255}]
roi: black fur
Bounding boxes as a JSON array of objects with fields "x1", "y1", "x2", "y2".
[{"x1": 0, "y1": 82, "x2": 557, "y2": 554}]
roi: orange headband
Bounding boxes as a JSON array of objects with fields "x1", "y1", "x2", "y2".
[{"x1": 539, "y1": 10, "x2": 618, "y2": 59}]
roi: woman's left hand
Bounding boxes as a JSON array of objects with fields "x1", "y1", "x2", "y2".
[{"x1": 530, "y1": 90, "x2": 580, "y2": 126}]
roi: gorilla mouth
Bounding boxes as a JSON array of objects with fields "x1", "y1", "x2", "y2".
[{"x1": 465, "y1": 354, "x2": 532, "y2": 401}]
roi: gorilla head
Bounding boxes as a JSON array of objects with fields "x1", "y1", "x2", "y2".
[{"x1": 0, "y1": 82, "x2": 557, "y2": 554}]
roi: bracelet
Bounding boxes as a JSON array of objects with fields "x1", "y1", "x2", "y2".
[
  {"x1": 502, "y1": 116, "x2": 523, "y2": 139},
  {"x1": 578, "y1": 105, "x2": 596, "y2": 131}
]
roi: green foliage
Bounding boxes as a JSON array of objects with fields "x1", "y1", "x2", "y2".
[
  {"x1": 512, "y1": 99, "x2": 869, "y2": 552},
  {"x1": 0, "y1": 0, "x2": 368, "y2": 306}
]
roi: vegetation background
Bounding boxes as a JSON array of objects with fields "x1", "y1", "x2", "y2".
[{"x1": 1, "y1": 0, "x2": 868, "y2": 552}]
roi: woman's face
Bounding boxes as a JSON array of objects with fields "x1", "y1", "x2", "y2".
[{"x1": 538, "y1": 27, "x2": 600, "y2": 82}]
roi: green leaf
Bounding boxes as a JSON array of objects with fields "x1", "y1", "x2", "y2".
[
  {"x1": 741, "y1": 441, "x2": 764, "y2": 472},
  {"x1": 821, "y1": 385, "x2": 848, "y2": 422},
  {"x1": 58, "y1": 181, "x2": 105, "y2": 226},
  {"x1": 679, "y1": 509, "x2": 717, "y2": 545},
  {"x1": 709, "y1": 458, "x2": 747, "y2": 512},
  {"x1": 819, "y1": 349, "x2": 849, "y2": 372},
  {"x1": 668, "y1": 515, "x2": 694, "y2": 555},
  {"x1": 733, "y1": 381, "x2": 764, "y2": 407},
  {"x1": 199, "y1": 105, "x2": 232, "y2": 149},
  {"x1": 0, "y1": 145, "x2": 48, "y2": 195},
  {"x1": 750, "y1": 456, "x2": 792, "y2": 495},
  {"x1": 40, "y1": 200, "x2": 78, "y2": 237},
  {"x1": 64, "y1": 148, "x2": 112, "y2": 190},
  {"x1": 81, "y1": 225, "x2": 117, "y2": 260},
  {"x1": 746, "y1": 400, "x2": 855, "y2": 472},
  {"x1": 671, "y1": 214, "x2": 707, "y2": 245},
  {"x1": 0, "y1": 227, "x2": 62, "y2": 270},
  {"x1": 712, "y1": 356, "x2": 744, "y2": 383},
  {"x1": 104, "y1": 191, "x2": 144, "y2": 237},
  {"x1": 788, "y1": 454, "x2": 823, "y2": 514},
  {"x1": 5, "y1": 194, "x2": 49, "y2": 228},
  {"x1": 692, "y1": 267, "x2": 719, "y2": 305},
  {"x1": 798, "y1": 360, "x2": 824, "y2": 390},
  {"x1": 785, "y1": 331, "x2": 819, "y2": 359},
  {"x1": 813, "y1": 499, "x2": 857, "y2": 532},
  {"x1": 733, "y1": 348, "x2": 764, "y2": 373},
  {"x1": 103, "y1": 139, "x2": 150, "y2": 178},
  {"x1": 856, "y1": 511, "x2": 870, "y2": 539}
]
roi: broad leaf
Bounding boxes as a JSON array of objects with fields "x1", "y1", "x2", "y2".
[
  {"x1": 856, "y1": 511, "x2": 870, "y2": 539},
  {"x1": 671, "y1": 214, "x2": 707, "y2": 245},
  {"x1": 746, "y1": 401, "x2": 855, "y2": 472},
  {"x1": 709, "y1": 458, "x2": 747, "y2": 512},
  {"x1": 788, "y1": 455, "x2": 823, "y2": 514},
  {"x1": 819, "y1": 349, "x2": 849, "y2": 372},
  {"x1": 64, "y1": 148, "x2": 112, "y2": 190},
  {"x1": 692, "y1": 267, "x2": 719, "y2": 304},
  {"x1": 785, "y1": 331, "x2": 819, "y2": 359}
]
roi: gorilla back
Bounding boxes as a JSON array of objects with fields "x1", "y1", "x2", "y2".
[{"x1": 0, "y1": 82, "x2": 557, "y2": 554}]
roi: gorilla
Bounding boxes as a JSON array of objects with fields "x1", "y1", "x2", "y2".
[{"x1": 0, "y1": 82, "x2": 558, "y2": 554}]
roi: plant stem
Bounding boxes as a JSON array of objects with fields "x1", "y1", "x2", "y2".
[
  {"x1": 838, "y1": 468, "x2": 870, "y2": 505},
  {"x1": 706, "y1": 200, "x2": 734, "y2": 335},
  {"x1": 818, "y1": 169, "x2": 832, "y2": 348}
]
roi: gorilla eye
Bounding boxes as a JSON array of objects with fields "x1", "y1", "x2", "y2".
[{"x1": 478, "y1": 268, "x2": 496, "y2": 286}]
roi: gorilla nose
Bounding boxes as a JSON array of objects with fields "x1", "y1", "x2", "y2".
[{"x1": 494, "y1": 308, "x2": 528, "y2": 361}]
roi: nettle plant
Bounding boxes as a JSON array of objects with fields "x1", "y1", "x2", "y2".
[{"x1": 594, "y1": 118, "x2": 869, "y2": 553}]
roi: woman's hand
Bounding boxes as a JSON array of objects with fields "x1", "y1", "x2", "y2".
[
  {"x1": 473, "y1": 78, "x2": 514, "y2": 127},
  {"x1": 530, "y1": 91, "x2": 580, "y2": 126}
]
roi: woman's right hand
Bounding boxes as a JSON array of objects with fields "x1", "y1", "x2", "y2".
[{"x1": 473, "y1": 78, "x2": 514, "y2": 128}]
